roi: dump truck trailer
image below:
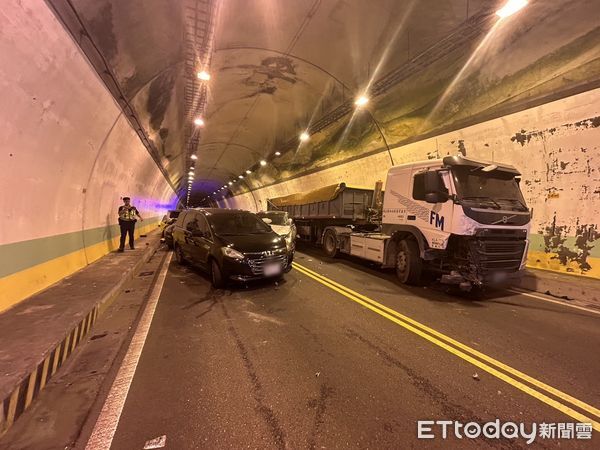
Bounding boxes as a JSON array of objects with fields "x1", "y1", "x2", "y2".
[{"x1": 268, "y1": 155, "x2": 531, "y2": 290}]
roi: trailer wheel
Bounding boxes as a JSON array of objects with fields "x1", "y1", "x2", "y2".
[
  {"x1": 396, "y1": 239, "x2": 422, "y2": 285},
  {"x1": 322, "y1": 230, "x2": 338, "y2": 258}
]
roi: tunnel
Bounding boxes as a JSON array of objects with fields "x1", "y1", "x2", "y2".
[{"x1": 1, "y1": 0, "x2": 599, "y2": 447}]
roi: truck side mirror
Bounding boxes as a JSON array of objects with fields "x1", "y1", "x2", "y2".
[
  {"x1": 425, "y1": 192, "x2": 449, "y2": 204},
  {"x1": 423, "y1": 171, "x2": 449, "y2": 204}
]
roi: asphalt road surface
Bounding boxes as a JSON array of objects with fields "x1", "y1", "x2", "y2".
[{"x1": 94, "y1": 246, "x2": 599, "y2": 449}]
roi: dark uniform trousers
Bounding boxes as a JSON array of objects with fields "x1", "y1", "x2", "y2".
[{"x1": 119, "y1": 219, "x2": 136, "y2": 249}]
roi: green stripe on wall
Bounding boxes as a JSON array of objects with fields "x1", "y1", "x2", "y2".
[
  {"x1": 0, "y1": 217, "x2": 160, "y2": 278},
  {"x1": 528, "y1": 233, "x2": 600, "y2": 257}
]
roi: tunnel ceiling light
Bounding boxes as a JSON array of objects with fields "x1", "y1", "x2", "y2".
[
  {"x1": 496, "y1": 0, "x2": 528, "y2": 18},
  {"x1": 188, "y1": 171, "x2": 194, "y2": 176},
  {"x1": 245, "y1": 169, "x2": 252, "y2": 174},
  {"x1": 274, "y1": 151, "x2": 281, "y2": 156},
  {"x1": 354, "y1": 95, "x2": 369, "y2": 107},
  {"x1": 238, "y1": 175, "x2": 244, "y2": 179},
  {"x1": 260, "y1": 160, "x2": 267, "y2": 166},
  {"x1": 193, "y1": 117, "x2": 205, "y2": 127},
  {"x1": 190, "y1": 154, "x2": 198, "y2": 160},
  {"x1": 228, "y1": 181, "x2": 233, "y2": 185},
  {"x1": 190, "y1": 166, "x2": 195, "y2": 171},
  {"x1": 197, "y1": 70, "x2": 211, "y2": 81},
  {"x1": 299, "y1": 131, "x2": 310, "y2": 142}
]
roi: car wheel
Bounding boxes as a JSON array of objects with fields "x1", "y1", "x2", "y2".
[
  {"x1": 211, "y1": 259, "x2": 226, "y2": 289},
  {"x1": 396, "y1": 239, "x2": 423, "y2": 285},
  {"x1": 322, "y1": 230, "x2": 338, "y2": 257},
  {"x1": 175, "y1": 244, "x2": 186, "y2": 265}
]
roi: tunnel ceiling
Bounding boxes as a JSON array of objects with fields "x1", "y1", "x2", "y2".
[{"x1": 52, "y1": 0, "x2": 527, "y2": 201}]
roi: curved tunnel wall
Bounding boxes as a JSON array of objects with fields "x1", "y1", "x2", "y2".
[
  {"x1": 220, "y1": 87, "x2": 600, "y2": 279},
  {"x1": 0, "y1": 1, "x2": 176, "y2": 312}
]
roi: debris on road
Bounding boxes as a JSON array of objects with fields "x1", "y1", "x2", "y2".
[{"x1": 143, "y1": 435, "x2": 167, "y2": 449}]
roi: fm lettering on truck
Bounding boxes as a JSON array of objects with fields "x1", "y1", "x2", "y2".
[{"x1": 429, "y1": 211, "x2": 445, "y2": 231}]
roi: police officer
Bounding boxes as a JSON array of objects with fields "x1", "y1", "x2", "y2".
[{"x1": 118, "y1": 197, "x2": 143, "y2": 252}]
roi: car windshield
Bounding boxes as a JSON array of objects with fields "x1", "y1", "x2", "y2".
[
  {"x1": 257, "y1": 211, "x2": 288, "y2": 226},
  {"x1": 452, "y1": 167, "x2": 528, "y2": 211},
  {"x1": 208, "y1": 212, "x2": 273, "y2": 235}
]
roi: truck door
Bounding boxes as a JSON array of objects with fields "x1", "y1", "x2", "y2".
[{"x1": 410, "y1": 169, "x2": 454, "y2": 250}]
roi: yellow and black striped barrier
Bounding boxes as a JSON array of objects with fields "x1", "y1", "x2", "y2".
[{"x1": 0, "y1": 306, "x2": 99, "y2": 436}]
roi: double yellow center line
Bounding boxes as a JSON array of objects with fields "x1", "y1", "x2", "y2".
[{"x1": 292, "y1": 261, "x2": 600, "y2": 431}]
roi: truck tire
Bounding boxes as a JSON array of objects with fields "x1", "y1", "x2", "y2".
[
  {"x1": 396, "y1": 239, "x2": 422, "y2": 285},
  {"x1": 322, "y1": 230, "x2": 338, "y2": 258}
]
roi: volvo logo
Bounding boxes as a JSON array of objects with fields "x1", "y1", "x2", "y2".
[{"x1": 492, "y1": 214, "x2": 517, "y2": 225}]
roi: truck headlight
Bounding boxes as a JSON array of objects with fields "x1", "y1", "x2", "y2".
[{"x1": 222, "y1": 247, "x2": 245, "y2": 260}]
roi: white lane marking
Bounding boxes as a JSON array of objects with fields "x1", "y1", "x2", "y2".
[
  {"x1": 508, "y1": 288, "x2": 600, "y2": 316},
  {"x1": 85, "y1": 253, "x2": 172, "y2": 450}
]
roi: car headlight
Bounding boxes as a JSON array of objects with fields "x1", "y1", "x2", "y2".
[
  {"x1": 222, "y1": 247, "x2": 245, "y2": 260},
  {"x1": 285, "y1": 233, "x2": 294, "y2": 250}
]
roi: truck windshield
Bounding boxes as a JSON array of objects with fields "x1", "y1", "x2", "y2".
[
  {"x1": 208, "y1": 212, "x2": 273, "y2": 235},
  {"x1": 451, "y1": 167, "x2": 528, "y2": 211}
]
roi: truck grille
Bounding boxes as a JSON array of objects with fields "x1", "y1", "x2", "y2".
[
  {"x1": 246, "y1": 253, "x2": 288, "y2": 276},
  {"x1": 470, "y1": 231, "x2": 527, "y2": 273}
]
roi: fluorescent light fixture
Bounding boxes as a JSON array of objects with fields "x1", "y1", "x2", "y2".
[
  {"x1": 228, "y1": 181, "x2": 233, "y2": 185},
  {"x1": 238, "y1": 175, "x2": 243, "y2": 179},
  {"x1": 188, "y1": 171, "x2": 194, "y2": 176},
  {"x1": 354, "y1": 95, "x2": 369, "y2": 107},
  {"x1": 193, "y1": 117, "x2": 205, "y2": 127},
  {"x1": 260, "y1": 160, "x2": 267, "y2": 166},
  {"x1": 246, "y1": 170, "x2": 252, "y2": 174},
  {"x1": 197, "y1": 70, "x2": 211, "y2": 81},
  {"x1": 274, "y1": 151, "x2": 281, "y2": 156},
  {"x1": 496, "y1": 0, "x2": 528, "y2": 18},
  {"x1": 190, "y1": 154, "x2": 198, "y2": 160},
  {"x1": 300, "y1": 131, "x2": 310, "y2": 142}
]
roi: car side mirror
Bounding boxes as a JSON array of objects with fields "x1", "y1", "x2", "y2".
[{"x1": 262, "y1": 218, "x2": 273, "y2": 224}]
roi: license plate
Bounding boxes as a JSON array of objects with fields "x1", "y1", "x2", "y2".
[{"x1": 263, "y1": 263, "x2": 281, "y2": 277}]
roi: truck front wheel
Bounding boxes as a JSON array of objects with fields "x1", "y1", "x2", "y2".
[
  {"x1": 322, "y1": 230, "x2": 338, "y2": 258},
  {"x1": 396, "y1": 239, "x2": 423, "y2": 285}
]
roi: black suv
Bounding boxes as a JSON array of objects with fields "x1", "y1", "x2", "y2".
[{"x1": 172, "y1": 208, "x2": 293, "y2": 288}]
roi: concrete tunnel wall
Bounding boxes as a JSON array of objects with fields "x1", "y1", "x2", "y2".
[
  {"x1": 219, "y1": 87, "x2": 600, "y2": 279},
  {"x1": 0, "y1": 1, "x2": 177, "y2": 312}
]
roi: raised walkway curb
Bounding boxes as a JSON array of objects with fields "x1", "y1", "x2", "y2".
[
  {"x1": 0, "y1": 231, "x2": 162, "y2": 436},
  {"x1": 512, "y1": 268, "x2": 600, "y2": 311}
]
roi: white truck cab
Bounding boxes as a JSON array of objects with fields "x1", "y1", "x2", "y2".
[
  {"x1": 270, "y1": 155, "x2": 531, "y2": 290},
  {"x1": 381, "y1": 155, "x2": 530, "y2": 288}
]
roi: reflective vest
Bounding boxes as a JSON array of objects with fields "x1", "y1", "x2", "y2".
[{"x1": 119, "y1": 205, "x2": 138, "y2": 221}]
